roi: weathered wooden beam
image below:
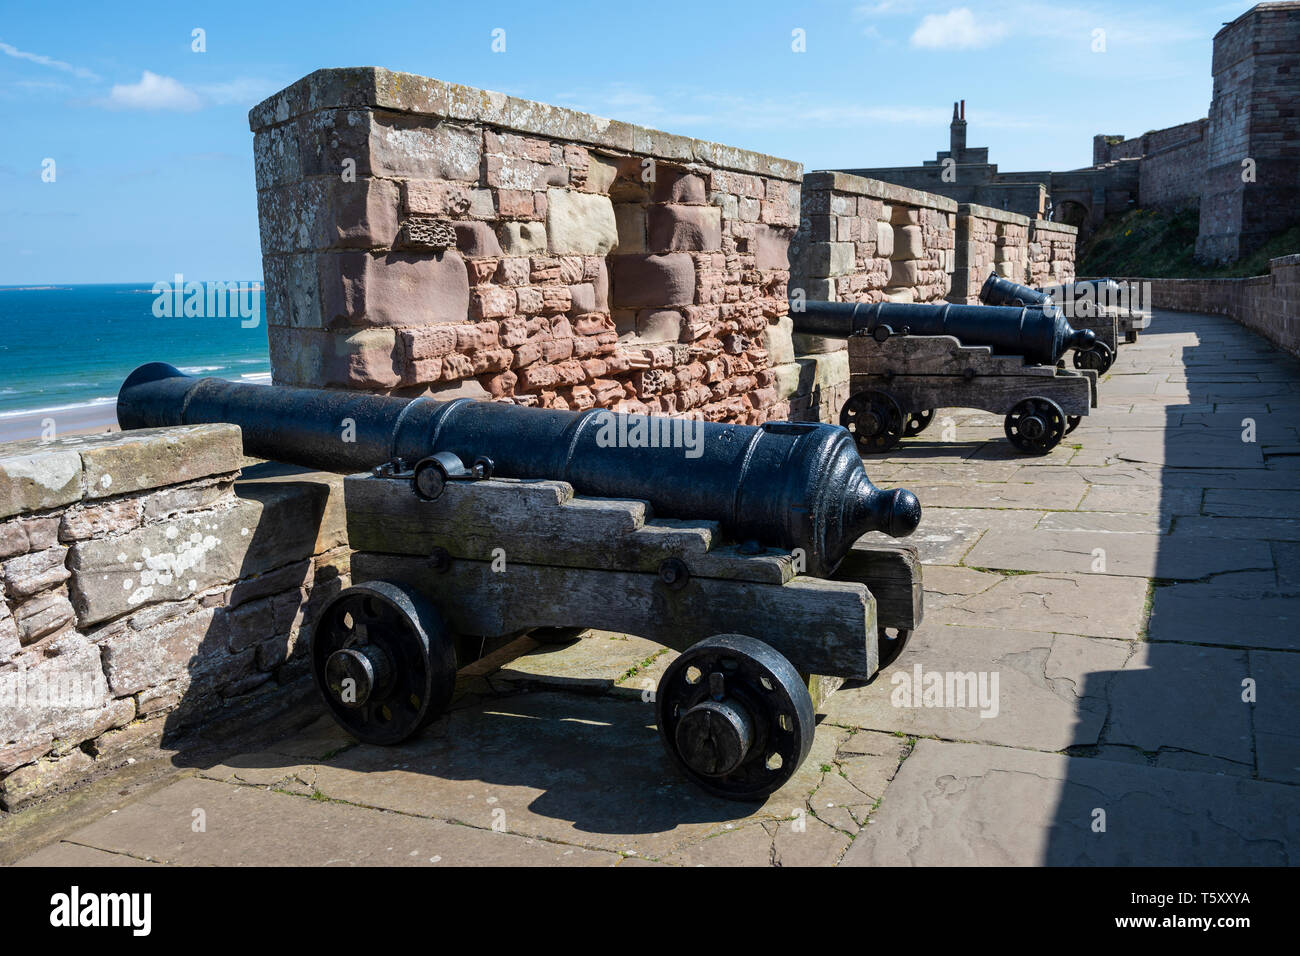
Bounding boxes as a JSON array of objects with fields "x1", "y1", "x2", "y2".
[{"x1": 352, "y1": 552, "x2": 880, "y2": 679}]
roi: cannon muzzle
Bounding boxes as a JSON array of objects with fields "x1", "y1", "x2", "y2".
[
  {"x1": 789, "y1": 299, "x2": 1095, "y2": 366},
  {"x1": 118, "y1": 363, "x2": 920, "y2": 577}
]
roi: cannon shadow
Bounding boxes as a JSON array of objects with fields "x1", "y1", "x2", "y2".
[{"x1": 1041, "y1": 307, "x2": 1298, "y2": 864}]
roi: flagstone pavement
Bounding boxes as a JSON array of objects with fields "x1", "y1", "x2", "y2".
[{"x1": 10, "y1": 308, "x2": 1300, "y2": 866}]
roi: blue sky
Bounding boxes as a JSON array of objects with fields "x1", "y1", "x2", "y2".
[{"x1": 1, "y1": 0, "x2": 1254, "y2": 284}]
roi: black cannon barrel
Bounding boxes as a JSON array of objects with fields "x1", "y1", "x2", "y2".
[
  {"x1": 981, "y1": 273, "x2": 1125, "y2": 309},
  {"x1": 979, "y1": 273, "x2": 1051, "y2": 307},
  {"x1": 790, "y1": 299, "x2": 1096, "y2": 366},
  {"x1": 117, "y1": 363, "x2": 921, "y2": 577}
]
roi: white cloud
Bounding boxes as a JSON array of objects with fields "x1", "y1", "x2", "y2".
[
  {"x1": 911, "y1": 8, "x2": 1007, "y2": 49},
  {"x1": 0, "y1": 40, "x2": 99, "y2": 81},
  {"x1": 103, "y1": 71, "x2": 202, "y2": 111}
]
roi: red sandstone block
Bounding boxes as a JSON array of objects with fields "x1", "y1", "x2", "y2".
[
  {"x1": 499, "y1": 316, "x2": 528, "y2": 347},
  {"x1": 403, "y1": 180, "x2": 472, "y2": 217},
  {"x1": 558, "y1": 257, "x2": 585, "y2": 284},
  {"x1": 409, "y1": 356, "x2": 443, "y2": 382},
  {"x1": 541, "y1": 287, "x2": 572, "y2": 314},
  {"x1": 471, "y1": 286, "x2": 517, "y2": 320},
  {"x1": 554, "y1": 360, "x2": 586, "y2": 386},
  {"x1": 483, "y1": 369, "x2": 517, "y2": 397},
  {"x1": 320, "y1": 251, "x2": 469, "y2": 328},
  {"x1": 652, "y1": 171, "x2": 707, "y2": 205},
  {"x1": 530, "y1": 256, "x2": 562, "y2": 282},
  {"x1": 515, "y1": 287, "x2": 545, "y2": 315},
  {"x1": 518, "y1": 364, "x2": 559, "y2": 390},
  {"x1": 453, "y1": 222, "x2": 503, "y2": 258},
  {"x1": 486, "y1": 154, "x2": 545, "y2": 191},
  {"x1": 496, "y1": 257, "x2": 532, "y2": 286},
  {"x1": 513, "y1": 339, "x2": 544, "y2": 368},
  {"x1": 456, "y1": 322, "x2": 500, "y2": 351},
  {"x1": 403, "y1": 326, "x2": 457, "y2": 360},
  {"x1": 497, "y1": 189, "x2": 537, "y2": 219},
  {"x1": 470, "y1": 348, "x2": 513, "y2": 374},
  {"x1": 569, "y1": 386, "x2": 596, "y2": 410},
  {"x1": 467, "y1": 259, "x2": 497, "y2": 284},
  {"x1": 543, "y1": 338, "x2": 574, "y2": 362},
  {"x1": 609, "y1": 253, "x2": 696, "y2": 309},
  {"x1": 563, "y1": 145, "x2": 589, "y2": 169},
  {"x1": 441, "y1": 352, "x2": 473, "y2": 381},
  {"x1": 648, "y1": 204, "x2": 723, "y2": 253}
]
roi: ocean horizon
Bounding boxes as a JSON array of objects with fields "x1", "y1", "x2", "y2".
[{"x1": 0, "y1": 283, "x2": 271, "y2": 433}]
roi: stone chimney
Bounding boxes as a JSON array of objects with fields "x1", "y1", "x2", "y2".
[{"x1": 950, "y1": 100, "x2": 967, "y2": 160}]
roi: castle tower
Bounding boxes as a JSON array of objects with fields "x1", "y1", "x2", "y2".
[{"x1": 1196, "y1": 2, "x2": 1300, "y2": 263}]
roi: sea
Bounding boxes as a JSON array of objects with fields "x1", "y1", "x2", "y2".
[{"x1": 0, "y1": 284, "x2": 271, "y2": 435}]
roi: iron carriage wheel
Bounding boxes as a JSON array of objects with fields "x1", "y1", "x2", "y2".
[
  {"x1": 840, "y1": 389, "x2": 906, "y2": 453},
  {"x1": 1004, "y1": 396, "x2": 1068, "y2": 455},
  {"x1": 904, "y1": 408, "x2": 936, "y2": 438},
  {"x1": 311, "y1": 581, "x2": 457, "y2": 745},
  {"x1": 1073, "y1": 341, "x2": 1114, "y2": 374},
  {"x1": 655, "y1": 634, "x2": 815, "y2": 801}
]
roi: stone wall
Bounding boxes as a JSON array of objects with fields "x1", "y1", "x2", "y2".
[
  {"x1": 1092, "y1": 119, "x2": 1209, "y2": 213},
  {"x1": 1027, "y1": 219, "x2": 1078, "y2": 287},
  {"x1": 950, "y1": 203, "x2": 1030, "y2": 303},
  {"x1": 0, "y1": 428, "x2": 347, "y2": 811},
  {"x1": 789, "y1": 172, "x2": 956, "y2": 308},
  {"x1": 1109, "y1": 254, "x2": 1300, "y2": 357},
  {"x1": 250, "y1": 68, "x2": 803, "y2": 424},
  {"x1": 786, "y1": 172, "x2": 956, "y2": 426}
]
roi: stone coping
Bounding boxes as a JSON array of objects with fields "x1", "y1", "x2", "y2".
[
  {"x1": 1029, "y1": 219, "x2": 1079, "y2": 236},
  {"x1": 957, "y1": 202, "x2": 1030, "y2": 227},
  {"x1": 802, "y1": 171, "x2": 958, "y2": 213},
  {"x1": 0, "y1": 425, "x2": 243, "y2": 520},
  {"x1": 248, "y1": 67, "x2": 803, "y2": 182}
]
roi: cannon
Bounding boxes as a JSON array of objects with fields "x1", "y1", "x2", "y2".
[
  {"x1": 982, "y1": 273, "x2": 1149, "y2": 349},
  {"x1": 117, "y1": 363, "x2": 925, "y2": 800},
  {"x1": 980, "y1": 273, "x2": 1115, "y2": 371},
  {"x1": 789, "y1": 302, "x2": 1098, "y2": 454},
  {"x1": 790, "y1": 299, "x2": 1110, "y2": 369}
]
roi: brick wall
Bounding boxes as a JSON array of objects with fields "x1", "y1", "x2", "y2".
[
  {"x1": 250, "y1": 68, "x2": 803, "y2": 425},
  {"x1": 1028, "y1": 219, "x2": 1078, "y2": 287},
  {"x1": 789, "y1": 171, "x2": 956, "y2": 306},
  {"x1": 950, "y1": 203, "x2": 1030, "y2": 303},
  {"x1": 0, "y1": 428, "x2": 347, "y2": 811},
  {"x1": 1109, "y1": 254, "x2": 1300, "y2": 357}
]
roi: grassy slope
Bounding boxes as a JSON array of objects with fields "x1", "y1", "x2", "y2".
[{"x1": 1077, "y1": 205, "x2": 1300, "y2": 279}]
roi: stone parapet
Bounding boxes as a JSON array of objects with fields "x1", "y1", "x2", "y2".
[
  {"x1": 250, "y1": 67, "x2": 803, "y2": 425},
  {"x1": 0, "y1": 427, "x2": 348, "y2": 811},
  {"x1": 791, "y1": 171, "x2": 956, "y2": 310},
  {"x1": 950, "y1": 203, "x2": 1030, "y2": 303}
]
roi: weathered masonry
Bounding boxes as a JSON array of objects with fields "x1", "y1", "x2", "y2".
[
  {"x1": 0, "y1": 429, "x2": 346, "y2": 810},
  {"x1": 950, "y1": 203, "x2": 1029, "y2": 305},
  {"x1": 250, "y1": 68, "x2": 803, "y2": 424},
  {"x1": 789, "y1": 172, "x2": 956, "y2": 307}
]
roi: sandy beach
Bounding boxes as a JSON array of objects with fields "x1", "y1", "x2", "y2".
[{"x1": 0, "y1": 402, "x2": 121, "y2": 444}]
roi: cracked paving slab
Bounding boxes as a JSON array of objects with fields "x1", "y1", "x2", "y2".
[
  {"x1": 963, "y1": 528, "x2": 1273, "y2": 579},
  {"x1": 927, "y1": 571, "x2": 1148, "y2": 640},
  {"x1": 821, "y1": 623, "x2": 1132, "y2": 752},
  {"x1": 842, "y1": 739, "x2": 1299, "y2": 866},
  {"x1": 1102, "y1": 642, "x2": 1254, "y2": 768},
  {"x1": 17, "y1": 776, "x2": 625, "y2": 866}
]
